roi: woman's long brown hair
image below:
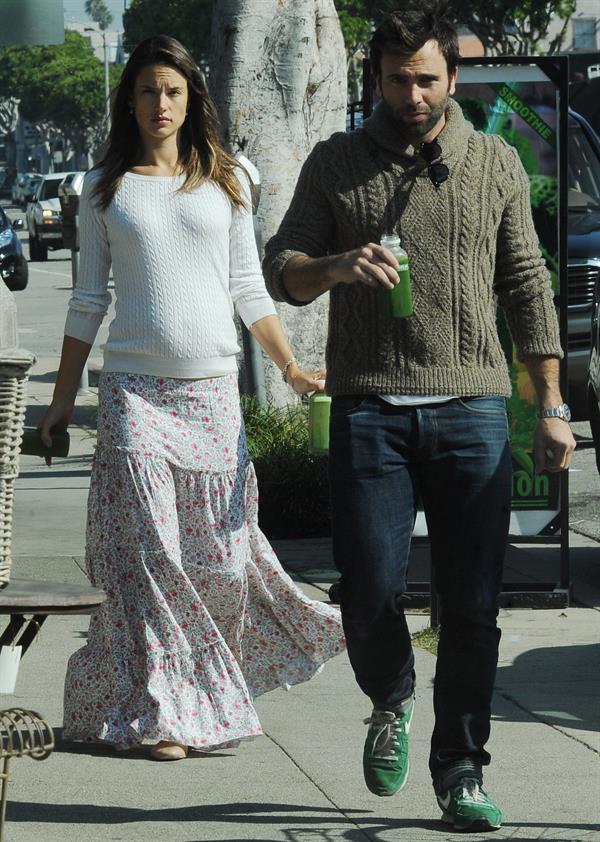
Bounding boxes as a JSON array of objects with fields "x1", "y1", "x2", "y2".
[{"x1": 92, "y1": 35, "x2": 244, "y2": 210}]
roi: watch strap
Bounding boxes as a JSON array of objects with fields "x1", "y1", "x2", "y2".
[{"x1": 539, "y1": 404, "x2": 570, "y2": 421}]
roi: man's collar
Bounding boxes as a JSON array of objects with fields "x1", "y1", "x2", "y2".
[{"x1": 362, "y1": 98, "x2": 472, "y2": 163}]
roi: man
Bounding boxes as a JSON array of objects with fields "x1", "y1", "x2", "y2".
[{"x1": 263, "y1": 2, "x2": 575, "y2": 831}]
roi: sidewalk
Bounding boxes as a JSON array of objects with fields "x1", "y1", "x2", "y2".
[{"x1": 3, "y1": 356, "x2": 600, "y2": 841}]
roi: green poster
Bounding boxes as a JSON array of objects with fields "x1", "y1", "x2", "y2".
[{"x1": 456, "y1": 71, "x2": 562, "y2": 517}]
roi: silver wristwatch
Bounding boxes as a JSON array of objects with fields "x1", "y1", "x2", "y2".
[{"x1": 539, "y1": 403, "x2": 571, "y2": 422}]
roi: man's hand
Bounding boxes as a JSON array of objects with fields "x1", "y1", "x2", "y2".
[
  {"x1": 533, "y1": 418, "x2": 576, "y2": 474},
  {"x1": 329, "y1": 243, "x2": 400, "y2": 290},
  {"x1": 282, "y1": 242, "x2": 400, "y2": 302}
]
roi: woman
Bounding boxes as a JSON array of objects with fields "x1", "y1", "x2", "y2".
[{"x1": 40, "y1": 35, "x2": 344, "y2": 761}]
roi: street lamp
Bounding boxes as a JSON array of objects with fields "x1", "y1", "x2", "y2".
[{"x1": 84, "y1": 26, "x2": 110, "y2": 133}]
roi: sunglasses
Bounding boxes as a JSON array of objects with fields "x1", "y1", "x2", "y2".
[{"x1": 419, "y1": 141, "x2": 449, "y2": 188}]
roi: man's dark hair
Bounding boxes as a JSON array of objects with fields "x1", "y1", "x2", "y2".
[{"x1": 369, "y1": 2, "x2": 460, "y2": 79}]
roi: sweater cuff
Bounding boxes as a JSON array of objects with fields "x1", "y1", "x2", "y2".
[
  {"x1": 515, "y1": 338, "x2": 564, "y2": 361},
  {"x1": 510, "y1": 313, "x2": 564, "y2": 361},
  {"x1": 236, "y1": 295, "x2": 277, "y2": 329},
  {"x1": 502, "y1": 276, "x2": 564, "y2": 361},
  {"x1": 64, "y1": 309, "x2": 103, "y2": 345},
  {"x1": 264, "y1": 249, "x2": 310, "y2": 307}
]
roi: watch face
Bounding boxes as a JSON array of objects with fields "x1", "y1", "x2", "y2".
[{"x1": 563, "y1": 404, "x2": 572, "y2": 422}]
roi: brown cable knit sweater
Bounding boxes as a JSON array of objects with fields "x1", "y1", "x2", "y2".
[{"x1": 263, "y1": 98, "x2": 563, "y2": 398}]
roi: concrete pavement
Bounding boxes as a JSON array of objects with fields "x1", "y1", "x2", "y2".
[{"x1": 1, "y1": 355, "x2": 599, "y2": 841}]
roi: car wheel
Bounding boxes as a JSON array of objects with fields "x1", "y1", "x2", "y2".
[
  {"x1": 589, "y1": 387, "x2": 600, "y2": 475},
  {"x1": 2, "y1": 255, "x2": 28, "y2": 291}
]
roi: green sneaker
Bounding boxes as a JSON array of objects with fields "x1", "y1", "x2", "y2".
[
  {"x1": 437, "y1": 778, "x2": 502, "y2": 831},
  {"x1": 362, "y1": 697, "x2": 414, "y2": 797}
]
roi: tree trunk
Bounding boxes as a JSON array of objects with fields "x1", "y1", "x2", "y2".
[{"x1": 210, "y1": 0, "x2": 347, "y2": 405}]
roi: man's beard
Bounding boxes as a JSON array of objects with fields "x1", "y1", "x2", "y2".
[{"x1": 381, "y1": 95, "x2": 449, "y2": 142}]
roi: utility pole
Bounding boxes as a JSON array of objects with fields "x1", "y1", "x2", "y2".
[
  {"x1": 85, "y1": 26, "x2": 111, "y2": 133},
  {"x1": 102, "y1": 29, "x2": 110, "y2": 131}
]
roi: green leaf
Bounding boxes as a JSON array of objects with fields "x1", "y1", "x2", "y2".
[{"x1": 512, "y1": 447, "x2": 534, "y2": 476}]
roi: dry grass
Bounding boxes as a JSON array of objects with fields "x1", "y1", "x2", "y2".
[{"x1": 411, "y1": 625, "x2": 440, "y2": 655}]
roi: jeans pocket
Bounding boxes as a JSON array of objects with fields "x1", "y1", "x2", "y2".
[{"x1": 456, "y1": 396, "x2": 507, "y2": 415}]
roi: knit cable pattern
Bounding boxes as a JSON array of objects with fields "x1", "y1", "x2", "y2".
[{"x1": 264, "y1": 99, "x2": 562, "y2": 398}]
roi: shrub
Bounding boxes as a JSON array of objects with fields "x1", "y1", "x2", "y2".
[{"x1": 241, "y1": 396, "x2": 330, "y2": 539}]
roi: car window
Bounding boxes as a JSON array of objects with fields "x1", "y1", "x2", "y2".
[
  {"x1": 568, "y1": 123, "x2": 600, "y2": 209},
  {"x1": 39, "y1": 178, "x2": 64, "y2": 200},
  {"x1": 0, "y1": 208, "x2": 8, "y2": 230}
]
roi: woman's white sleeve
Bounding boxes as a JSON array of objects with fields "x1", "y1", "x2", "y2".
[
  {"x1": 64, "y1": 173, "x2": 112, "y2": 345},
  {"x1": 229, "y1": 170, "x2": 276, "y2": 328}
]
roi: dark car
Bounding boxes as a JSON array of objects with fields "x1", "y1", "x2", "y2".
[
  {"x1": 0, "y1": 207, "x2": 28, "y2": 291},
  {"x1": 0, "y1": 171, "x2": 14, "y2": 200},
  {"x1": 588, "y1": 272, "x2": 600, "y2": 472},
  {"x1": 567, "y1": 110, "x2": 600, "y2": 420}
]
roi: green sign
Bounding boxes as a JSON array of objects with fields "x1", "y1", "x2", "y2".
[
  {"x1": 511, "y1": 454, "x2": 559, "y2": 510},
  {"x1": 489, "y1": 83, "x2": 557, "y2": 148},
  {"x1": 457, "y1": 76, "x2": 561, "y2": 516}
]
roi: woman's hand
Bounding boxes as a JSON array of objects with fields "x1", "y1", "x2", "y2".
[
  {"x1": 288, "y1": 367, "x2": 326, "y2": 396},
  {"x1": 247, "y1": 314, "x2": 326, "y2": 395},
  {"x1": 39, "y1": 399, "x2": 74, "y2": 466}
]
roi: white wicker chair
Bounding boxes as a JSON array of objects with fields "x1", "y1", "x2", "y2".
[
  {"x1": 0, "y1": 708, "x2": 54, "y2": 840},
  {"x1": 0, "y1": 351, "x2": 35, "y2": 588}
]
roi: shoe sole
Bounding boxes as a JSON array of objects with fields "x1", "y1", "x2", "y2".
[
  {"x1": 440, "y1": 811, "x2": 501, "y2": 831},
  {"x1": 150, "y1": 747, "x2": 188, "y2": 761}
]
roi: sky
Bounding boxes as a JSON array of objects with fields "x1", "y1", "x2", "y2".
[{"x1": 62, "y1": 0, "x2": 127, "y2": 32}]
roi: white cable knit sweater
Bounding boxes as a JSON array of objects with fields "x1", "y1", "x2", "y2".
[{"x1": 65, "y1": 169, "x2": 276, "y2": 378}]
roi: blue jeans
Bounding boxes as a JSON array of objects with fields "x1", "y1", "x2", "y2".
[{"x1": 328, "y1": 395, "x2": 512, "y2": 784}]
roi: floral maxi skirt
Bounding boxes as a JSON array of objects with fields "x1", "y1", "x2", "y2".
[{"x1": 63, "y1": 372, "x2": 345, "y2": 750}]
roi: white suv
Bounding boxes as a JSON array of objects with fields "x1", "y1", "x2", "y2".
[{"x1": 26, "y1": 171, "x2": 75, "y2": 261}]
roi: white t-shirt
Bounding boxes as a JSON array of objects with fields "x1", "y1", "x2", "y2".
[{"x1": 379, "y1": 394, "x2": 457, "y2": 406}]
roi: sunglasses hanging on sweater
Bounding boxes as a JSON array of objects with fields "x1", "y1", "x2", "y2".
[{"x1": 419, "y1": 141, "x2": 449, "y2": 188}]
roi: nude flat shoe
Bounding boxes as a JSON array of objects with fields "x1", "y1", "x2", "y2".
[{"x1": 150, "y1": 741, "x2": 188, "y2": 761}]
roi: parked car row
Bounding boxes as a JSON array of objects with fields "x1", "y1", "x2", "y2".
[
  {"x1": 1, "y1": 169, "x2": 84, "y2": 289},
  {"x1": 25, "y1": 170, "x2": 83, "y2": 261}
]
